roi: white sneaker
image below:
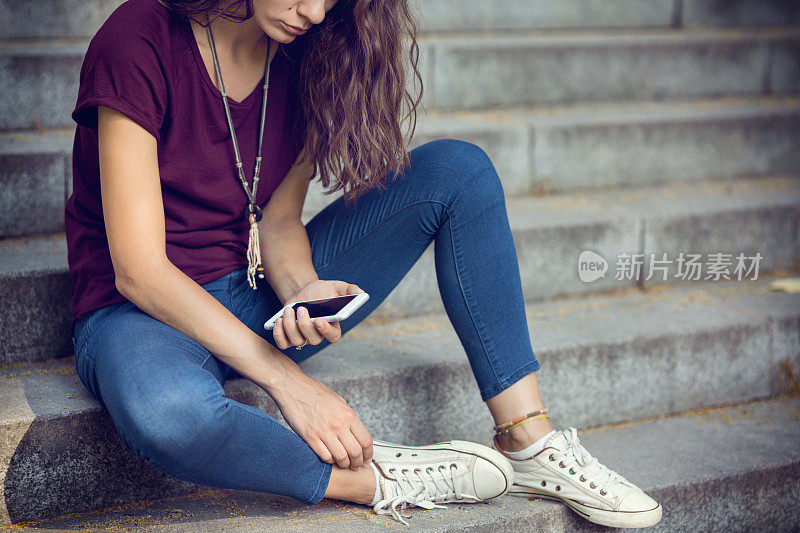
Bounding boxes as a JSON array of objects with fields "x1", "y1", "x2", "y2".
[
  {"x1": 370, "y1": 439, "x2": 514, "y2": 526},
  {"x1": 494, "y1": 428, "x2": 662, "y2": 529}
]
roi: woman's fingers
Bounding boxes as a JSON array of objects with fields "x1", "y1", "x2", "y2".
[
  {"x1": 272, "y1": 317, "x2": 290, "y2": 349},
  {"x1": 338, "y1": 431, "x2": 365, "y2": 470},
  {"x1": 313, "y1": 317, "x2": 342, "y2": 343},
  {"x1": 349, "y1": 418, "x2": 374, "y2": 465},
  {"x1": 295, "y1": 307, "x2": 326, "y2": 345},
  {"x1": 320, "y1": 432, "x2": 351, "y2": 470},
  {"x1": 280, "y1": 307, "x2": 305, "y2": 345},
  {"x1": 307, "y1": 436, "x2": 334, "y2": 465}
]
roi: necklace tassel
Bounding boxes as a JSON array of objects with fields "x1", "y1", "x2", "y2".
[{"x1": 246, "y1": 213, "x2": 264, "y2": 290}]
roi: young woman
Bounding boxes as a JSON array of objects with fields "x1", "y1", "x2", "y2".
[{"x1": 66, "y1": 0, "x2": 662, "y2": 528}]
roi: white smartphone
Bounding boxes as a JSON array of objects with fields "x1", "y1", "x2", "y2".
[{"x1": 264, "y1": 292, "x2": 370, "y2": 331}]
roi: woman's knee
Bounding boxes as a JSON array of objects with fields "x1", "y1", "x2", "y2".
[
  {"x1": 410, "y1": 138, "x2": 504, "y2": 200},
  {"x1": 117, "y1": 383, "x2": 231, "y2": 469}
]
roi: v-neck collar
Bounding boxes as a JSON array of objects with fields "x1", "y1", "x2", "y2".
[{"x1": 183, "y1": 17, "x2": 282, "y2": 107}]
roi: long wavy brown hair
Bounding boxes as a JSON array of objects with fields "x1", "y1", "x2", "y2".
[{"x1": 158, "y1": 0, "x2": 424, "y2": 207}]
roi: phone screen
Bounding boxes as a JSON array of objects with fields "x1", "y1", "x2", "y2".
[{"x1": 289, "y1": 294, "x2": 358, "y2": 319}]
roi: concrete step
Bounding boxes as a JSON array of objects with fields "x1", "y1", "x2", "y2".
[
  {"x1": 410, "y1": 96, "x2": 800, "y2": 196},
  {"x1": 9, "y1": 400, "x2": 800, "y2": 532},
  {"x1": 0, "y1": 40, "x2": 86, "y2": 130},
  {"x1": 421, "y1": 0, "x2": 800, "y2": 33},
  {"x1": 4, "y1": 97, "x2": 799, "y2": 240},
  {"x1": 0, "y1": 130, "x2": 72, "y2": 238},
  {"x1": 422, "y1": 26, "x2": 800, "y2": 111},
  {"x1": 0, "y1": 290, "x2": 800, "y2": 530},
  {"x1": 3, "y1": 27, "x2": 800, "y2": 130},
  {"x1": 682, "y1": 0, "x2": 800, "y2": 29},
  {"x1": 2, "y1": 174, "x2": 799, "y2": 365},
  {"x1": 3, "y1": 0, "x2": 799, "y2": 40},
  {"x1": 0, "y1": 0, "x2": 123, "y2": 39}
]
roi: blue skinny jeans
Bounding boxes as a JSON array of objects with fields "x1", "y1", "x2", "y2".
[{"x1": 72, "y1": 138, "x2": 540, "y2": 506}]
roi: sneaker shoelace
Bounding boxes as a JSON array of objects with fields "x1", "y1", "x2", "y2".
[
  {"x1": 373, "y1": 462, "x2": 480, "y2": 526},
  {"x1": 551, "y1": 427, "x2": 628, "y2": 495}
]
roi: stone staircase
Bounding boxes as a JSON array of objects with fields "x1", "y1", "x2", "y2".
[{"x1": 1, "y1": 0, "x2": 799, "y2": 530}]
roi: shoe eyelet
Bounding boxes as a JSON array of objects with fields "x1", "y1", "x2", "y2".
[
  {"x1": 450, "y1": 463, "x2": 457, "y2": 469},
  {"x1": 569, "y1": 468, "x2": 576, "y2": 475},
  {"x1": 412, "y1": 453, "x2": 417, "y2": 457},
  {"x1": 559, "y1": 461, "x2": 566, "y2": 468},
  {"x1": 402, "y1": 469, "x2": 408, "y2": 474},
  {"x1": 396, "y1": 453, "x2": 402, "y2": 457},
  {"x1": 426, "y1": 467, "x2": 434, "y2": 473},
  {"x1": 549, "y1": 454, "x2": 556, "y2": 461},
  {"x1": 541, "y1": 481, "x2": 547, "y2": 487},
  {"x1": 590, "y1": 482, "x2": 597, "y2": 489},
  {"x1": 555, "y1": 486, "x2": 561, "y2": 492},
  {"x1": 438, "y1": 465, "x2": 445, "y2": 471},
  {"x1": 414, "y1": 468, "x2": 421, "y2": 473},
  {"x1": 580, "y1": 475, "x2": 587, "y2": 482},
  {"x1": 600, "y1": 489, "x2": 607, "y2": 496},
  {"x1": 389, "y1": 468, "x2": 395, "y2": 473}
]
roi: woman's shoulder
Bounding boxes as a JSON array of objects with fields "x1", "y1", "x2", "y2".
[
  {"x1": 87, "y1": 0, "x2": 176, "y2": 58},
  {"x1": 74, "y1": 0, "x2": 178, "y2": 136}
]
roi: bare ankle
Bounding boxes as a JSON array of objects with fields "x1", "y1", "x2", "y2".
[
  {"x1": 324, "y1": 463, "x2": 376, "y2": 505},
  {"x1": 496, "y1": 418, "x2": 554, "y2": 452}
]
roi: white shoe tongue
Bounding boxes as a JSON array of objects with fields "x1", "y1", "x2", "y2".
[{"x1": 546, "y1": 431, "x2": 569, "y2": 451}]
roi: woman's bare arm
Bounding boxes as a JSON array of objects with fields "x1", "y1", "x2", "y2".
[
  {"x1": 98, "y1": 106, "x2": 291, "y2": 389},
  {"x1": 259, "y1": 145, "x2": 320, "y2": 305},
  {"x1": 97, "y1": 106, "x2": 372, "y2": 470}
]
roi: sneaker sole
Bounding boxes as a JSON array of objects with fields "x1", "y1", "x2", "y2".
[
  {"x1": 508, "y1": 484, "x2": 662, "y2": 528},
  {"x1": 372, "y1": 439, "x2": 514, "y2": 499}
]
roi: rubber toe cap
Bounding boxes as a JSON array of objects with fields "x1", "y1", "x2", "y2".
[
  {"x1": 619, "y1": 489, "x2": 660, "y2": 512},
  {"x1": 471, "y1": 457, "x2": 511, "y2": 500}
]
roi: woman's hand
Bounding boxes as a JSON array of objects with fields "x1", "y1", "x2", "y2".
[
  {"x1": 264, "y1": 357, "x2": 373, "y2": 471},
  {"x1": 274, "y1": 280, "x2": 365, "y2": 350}
]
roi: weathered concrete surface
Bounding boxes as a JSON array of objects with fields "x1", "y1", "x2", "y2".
[
  {"x1": 416, "y1": 0, "x2": 674, "y2": 33},
  {"x1": 11, "y1": 96, "x2": 799, "y2": 220},
  {"x1": 682, "y1": 0, "x2": 800, "y2": 28},
  {"x1": 520, "y1": 97, "x2": 800, "y2": 193},
  {"x1": 636, "y1": 176, "x2": 800, "y2": 285},
  {"x1": 1, "y1": 276, "x2": 798, "y2": 525},
  {"x1": 0, "y1": 236, "x2": 72, "y2": 365},
  {"x1": 5, "y1": 28, "x2": 800, "y2": 129},
  {"x1": 0, "y1": 40, "x2": 86, "y2": 130},
  {"x1": 4, "y1": 0, "x2": 798, "y2": 40},
  {"x1": 0, "y1": 131, "x2": 72, "y2": 238},
  {"x1": 0, "y1": 0, "x2": 123, "y2": 39},
  {"x1": 427, "y1": 28, "x2": 800, "y2": 110},
  {"x1": 7, "y1": 400, "x2": 800, "y2": 532}
]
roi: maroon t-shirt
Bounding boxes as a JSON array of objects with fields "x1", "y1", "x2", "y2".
[{"x1": 64, "y1": 0, "x2": 307, "y2": 336}]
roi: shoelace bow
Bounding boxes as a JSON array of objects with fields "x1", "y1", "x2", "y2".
[
  {"x1": 553, "y1": 427, "x2": 628, "y2": 494},
  {"x1": 373, "y1": 462, "x2": 480, "y2": 526}
]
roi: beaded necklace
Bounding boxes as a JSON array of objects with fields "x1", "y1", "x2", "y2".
[{"x1": 206, "y1": 23, "x2": 273, "y2": 290}]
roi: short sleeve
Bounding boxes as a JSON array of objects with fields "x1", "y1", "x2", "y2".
[{"x1": 72, "y1": 11, "x2": 168, "y2": 142}]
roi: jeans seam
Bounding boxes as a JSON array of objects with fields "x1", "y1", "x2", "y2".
[
  {"x1": 78, "y1": 302, "x2": 130, "y2": 367},
  {"x1": 444, "y1": 201, "x2": 504, "y2": 392},
  {"x1": 307, "y1": 460, "x2": 334, "y2": 505},
  {"x1": 316, "y1": 199, "x2": 450, "y2": 272},
  {"x1": 444, "y1": 164, "x2": 506, "y2": 391}
]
